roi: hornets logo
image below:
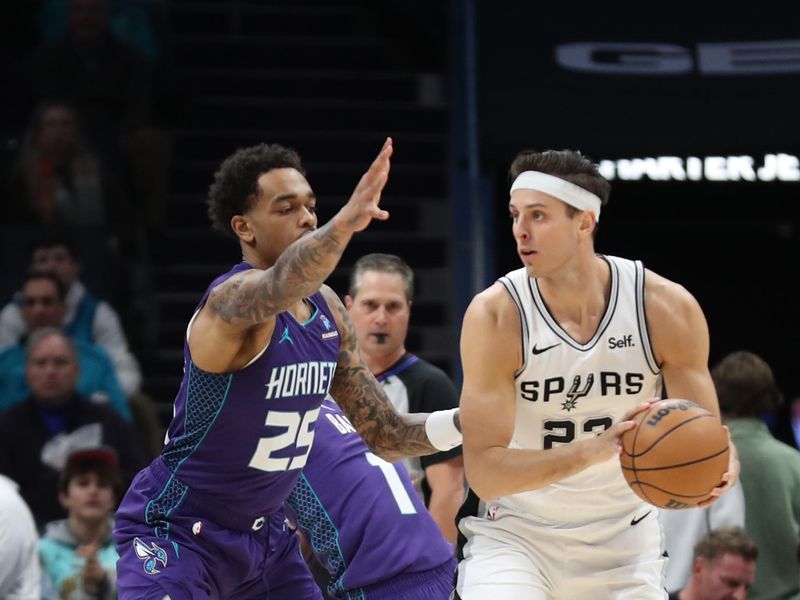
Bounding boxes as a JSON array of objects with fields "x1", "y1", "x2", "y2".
[{"x1": 133, "y1": 538, "x2": 168, "y2": 574}]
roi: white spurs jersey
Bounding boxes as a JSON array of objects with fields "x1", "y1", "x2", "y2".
[{"x1": 495, "y1": 255, "x2": 663, "y2": 525}]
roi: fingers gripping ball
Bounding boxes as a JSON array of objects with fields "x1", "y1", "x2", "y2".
[{"x1": 620, "y1": 399, "x2": 729, "y2": 509}]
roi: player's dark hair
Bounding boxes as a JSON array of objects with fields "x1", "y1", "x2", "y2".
[
  {"x1": 508, "y1": 149, "x2": 611, "y2": 217},
  {"x1": 349, "y1": 253, "x2": 414, "y2": 302},
  {"x1": 693, "y1": 527, "x2": 758, "y2": 563},
  {"x1": 22, "y1": 270, "x2": 67, "y2": 301},
  {"x1": 712, "y1": 350, "x2": 783, "y2": 418},
  {"x1": 207, "y1": 143, "x2": 305, "y2": 238}
]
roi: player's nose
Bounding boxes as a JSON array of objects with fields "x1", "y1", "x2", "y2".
[
  {"x1": 299, "y1": 206, "x2": 317, "y2": 227},
  {"x1": 513, "y1": 221, "x2": 529, "y2": 240}
]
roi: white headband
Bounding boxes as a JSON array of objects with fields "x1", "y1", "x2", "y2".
[{"x1": 510, "y1": 171, "x2": 601, "y2": 222}]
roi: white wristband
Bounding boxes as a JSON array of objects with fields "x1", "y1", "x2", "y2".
[{"x1": 425, "y1": 408, "x2": 462, "y2": 451}]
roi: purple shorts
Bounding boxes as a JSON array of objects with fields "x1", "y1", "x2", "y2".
[
  {"x1": 114, "y1": 464, "x2": 322, "y2": 600},
  {"x1": 354, "y1": 558, "x2": 457, "y2": 600}
]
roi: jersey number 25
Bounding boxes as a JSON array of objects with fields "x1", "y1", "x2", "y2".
[{"x1": 249, "y1": 408, "x2": 320, "y2": 472}]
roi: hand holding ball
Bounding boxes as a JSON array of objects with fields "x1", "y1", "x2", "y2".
[{"x1": 620, "y1": 399, "x2": 729, "y2": 509}]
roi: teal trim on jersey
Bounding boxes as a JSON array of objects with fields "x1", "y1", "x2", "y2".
[
  {"x1": 144, "y1": 472, "x2": 189, "y2": 540},
  {"x1": 150, "y1": 363, "x2": 233, "y2": 539},
  {"x1": 301, "y1": 472, "x2": 346, "y2": 558},
  {"x1": 290, "y1": 473, "x2": 364, "y2": 599},
  {"x1": 175, "y1": 364, "x2": 234, "y2": 472},
  {"x1": 288, "y1": 296, "x2": 320, "y2": 328}
]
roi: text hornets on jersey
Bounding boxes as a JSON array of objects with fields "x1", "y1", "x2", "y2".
[{"x1": 264, "y1": 360, "x2": 338, "y2": 400}]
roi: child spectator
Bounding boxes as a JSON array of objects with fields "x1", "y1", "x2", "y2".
[{"x1": 39, "y1": 446, "x2": 121, "y2": 599}]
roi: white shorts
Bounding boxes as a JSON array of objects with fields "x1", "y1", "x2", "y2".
[{"x1": 455, "y1": 505, "x2": 667, "y2": 600}]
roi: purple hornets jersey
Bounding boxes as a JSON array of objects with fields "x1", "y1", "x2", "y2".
[
  {"x1": 286, "y1": 397, "x2": 453, "y2": 599},
  {"x1": 155, "y1": 262, "x2": 341, "y2": 523}
]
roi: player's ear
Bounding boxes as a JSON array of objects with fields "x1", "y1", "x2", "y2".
[
  {"x1": 578, "y1": 211, "x2": 595, "y2": 237},
  {"x1": 343, "y1": 295, "x2": 354, "y2": 310},
  {"x1": 231, "y1": 215, "x2": 254, "y2": 243}
]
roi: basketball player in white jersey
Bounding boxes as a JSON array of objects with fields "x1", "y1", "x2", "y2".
[{"x1": 454, "y1": 149, "x2": 739, "y2": 599}]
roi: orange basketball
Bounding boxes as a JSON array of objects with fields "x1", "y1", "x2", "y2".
[{"x1": 619, "y1": 399, "x2": 729, "y2": 509}]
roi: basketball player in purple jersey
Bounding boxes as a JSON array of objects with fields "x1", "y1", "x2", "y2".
[
  {"x1": 279, "y1": 396, "x2": 456, "y2": 600},
  {"x1": 113, "y1": 139, "x2": 462, "y2": 599}
]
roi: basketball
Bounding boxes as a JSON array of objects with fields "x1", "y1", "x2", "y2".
[{"x1": 620, "y1": 399, "x2": 729, "y2": 509}]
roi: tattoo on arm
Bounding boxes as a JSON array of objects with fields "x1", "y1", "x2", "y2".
[
  {"x1": 323, "y1": 288, "x2": 438, "y2": 461},
  {"x1": 210, "y1": 222, "x2": 350, "y2": 325}
]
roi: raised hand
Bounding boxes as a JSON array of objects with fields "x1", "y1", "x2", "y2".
[{"x1": 337, "y1": 137, "x2": 393, "y2": 232}]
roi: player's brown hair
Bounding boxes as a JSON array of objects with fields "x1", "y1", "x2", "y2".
[{"x1": 508, "y1": 149, "x2": 611, "y2": 216}]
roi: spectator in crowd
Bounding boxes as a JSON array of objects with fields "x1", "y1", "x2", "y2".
[
  {"x1": 714, "y1": 350, "x2": 800, "y2": 600},
  {"x1": 39, "y1": 446, "x2": 121, "y2": 600},
  {"x1": 0, "y1": 473, "x2": 41, "y2": 599},
  {"x1": 660, "y1": 481, "x2": 746, "y2": 594},
  {"x1": 0, "y1": 272, "x2": 131, "y2": 420},
  {"x1": 5, "y1": 100, "x2": 118, "y2": 228},
  {"x1": 0, "y1": 327, "x2": 147, "y2": 527},
  {"x1": 0, "y1": 231, "x2": 143, "y2": 398},
  {"x1": 668, "y1": 527, "x2": 757, "y2": 600},
  {"x1": 345, "y1": 253, "x2": 464, "y2": 543},
  {"x1": 29, "y1": 0, "x2": 172, "y2": 233}
]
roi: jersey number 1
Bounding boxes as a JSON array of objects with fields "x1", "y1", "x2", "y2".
[{"x1": 365, "y1": 452, "x2": 417, "y2": 515}]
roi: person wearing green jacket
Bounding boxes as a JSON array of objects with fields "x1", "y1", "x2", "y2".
[{"x1": 713, "y1": 350, "x2": 800, "y2": 600}]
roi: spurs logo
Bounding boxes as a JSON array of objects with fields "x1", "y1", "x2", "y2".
[
  {"x1": 561, "y1": 374, "x2": 595, "y2": 412},
  {"x1": 134, "y1": 538, "x2": 168, "y2": 574}
]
